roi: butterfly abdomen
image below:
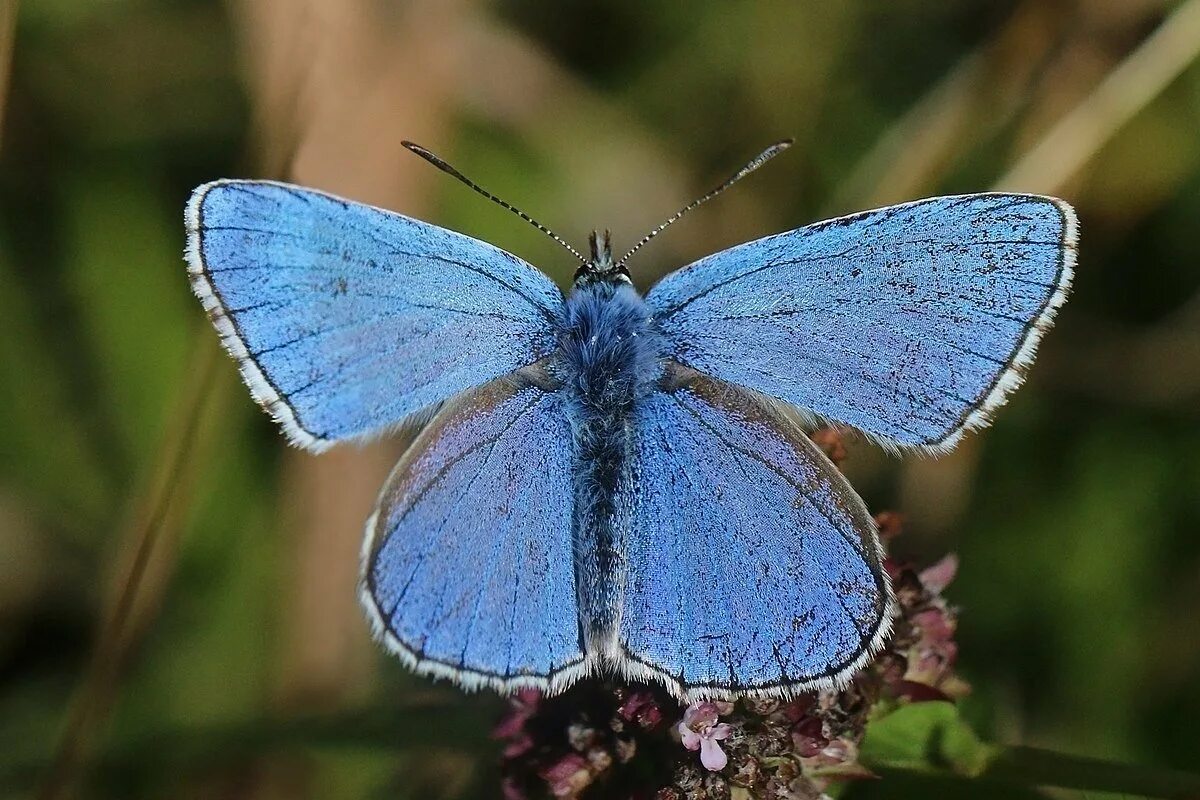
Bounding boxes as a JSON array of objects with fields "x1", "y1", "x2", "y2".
[{"x1": 556, "y1": 281, "x2": 663, "y2": 654}]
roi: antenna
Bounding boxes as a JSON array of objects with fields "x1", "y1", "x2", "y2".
[
  {"x1": 402, "y1": 141, "x2": 587, "y2": 266},
  {"x1": 615, "y1": 139, "x2": 794, "y2": 268}
]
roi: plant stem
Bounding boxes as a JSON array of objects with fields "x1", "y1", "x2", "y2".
[
  {"x1": 877, "y1": 744, "x2": 1200, "y2": 799},
  {"x1": 994, "y1": 0, "x2": 1200, "y2": 193},
  {"x1": 36, "y1": 334, "x2": 224, "y2": 800},
  {"x1": 980, "y1": 744, "x2": 1200, "y2": 800}
]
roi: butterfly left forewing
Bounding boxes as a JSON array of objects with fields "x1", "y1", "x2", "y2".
[{"x1": 610, "y1": 364, "x2": 893, "y2": 700}]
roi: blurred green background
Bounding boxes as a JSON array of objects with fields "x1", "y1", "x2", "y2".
[{"x1": 2, "y1": 0, "x2": 1199, "y2": 798}]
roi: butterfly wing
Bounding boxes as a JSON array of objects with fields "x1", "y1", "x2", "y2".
[
  {"x1": 611, "y1": 365, "x2": 892, "y2": 699},
  {"x1": 359, "y1": 366, "x2": 588, "y2": 692},
  {"x1": 185, "y1": 180, "x2": 563, "y2": 451},
  {"x1": 646, "y1": 194, "x2": 1076, "y2": 450}
]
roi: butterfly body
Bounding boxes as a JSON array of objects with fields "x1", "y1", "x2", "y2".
[
  {"x1": 556, "y1": 274, "x2": 665, "y2": 651},
  {"x1": 185, "y1": 172, "x2": 1076, "y2": 701}
]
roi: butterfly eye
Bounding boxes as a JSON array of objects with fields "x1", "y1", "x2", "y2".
[{"x1": 573, "y1": 230, "x2": 634, "y2": 284}]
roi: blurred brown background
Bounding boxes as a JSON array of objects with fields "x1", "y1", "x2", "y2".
[{"x1": 1, "y1": 0, "x2": 1199, "y2": 798}]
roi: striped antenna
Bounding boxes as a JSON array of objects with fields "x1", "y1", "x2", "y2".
[
  {"x1": 402, "y1": 141, "x2": 587, "y2": 266},
  {"x1": 615, "y1": 139, "x2": 794, "y2": 269}
]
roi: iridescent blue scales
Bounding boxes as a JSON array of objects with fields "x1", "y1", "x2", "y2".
[{"x1": 185, "y1": 179, "x2": 1076, "y2": 700}]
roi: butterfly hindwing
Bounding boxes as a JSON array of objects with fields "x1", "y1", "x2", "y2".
[
  {"x1": 611, "y1": 364, "x2": 893, "y2": 698},
  {"x1": 185, "y1": 180, "x2": 563, "y2": 451},
  {"x1": 359, "y1": 367, "x2": 587, "y2": 692},
  {"x1": 647, "y1": 194, "x2": 1076, "y2": 450}
]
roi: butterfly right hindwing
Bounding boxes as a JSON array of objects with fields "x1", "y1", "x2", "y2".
[{"x1": 610, "y1": 364, "x2": 893, "y2": 699}]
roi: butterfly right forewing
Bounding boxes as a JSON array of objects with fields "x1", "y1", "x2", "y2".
[{"x1": 646, "y1": 193, "x2": 1076, "y2": 452}]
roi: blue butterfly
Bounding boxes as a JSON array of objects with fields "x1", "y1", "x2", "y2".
[{"x1": 184, "y1": 140, "x2": 1076, "y2": 700}]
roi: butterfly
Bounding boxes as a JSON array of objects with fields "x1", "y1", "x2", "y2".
[{"x1": 184, "y1": 140, "x2": 1076, "y2": 701}]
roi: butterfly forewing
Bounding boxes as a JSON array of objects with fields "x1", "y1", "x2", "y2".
[
  {"x1": 647, "y1": 193, "x2": 1076, "y2": 451},
  {"x1": 185, "y1": 180, "x2": 563, "y2": 451}
]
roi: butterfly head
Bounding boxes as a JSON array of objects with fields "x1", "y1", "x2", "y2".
[{"x1": 575, "y1": 229, "x2": 631, "y2": 285}]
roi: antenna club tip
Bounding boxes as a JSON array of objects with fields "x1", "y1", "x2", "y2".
[{"x1": 401, "y1": 140, "x2": 427, "y2": 154}]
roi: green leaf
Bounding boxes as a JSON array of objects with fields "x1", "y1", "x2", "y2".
[
  {"x1": 862, "y1": 704, "x2": 1200, "y2": 798},
  {"x1": 859, "y1": 701, "x2": 995, "y2": 777}
]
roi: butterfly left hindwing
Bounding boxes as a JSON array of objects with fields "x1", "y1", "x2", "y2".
[{"x1": 359, "y1": 365, "x2": 588, "y2": 693}]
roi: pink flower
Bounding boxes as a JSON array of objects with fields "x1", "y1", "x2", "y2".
[
  {"x1": 617, "y1": 690, "x2": 665, "y2": 730},
  {"x1": 791, "y1": 714, "x2": 828, "y2": 757},
  {"x1": 918, "y1": 553, "x2": 958, "y2": 594},
  {"x1": 538, "y1": 753, "x2": 592, "y2": 797},
  {"x1": 494, "y1": 689, "x2": 543, "y2": 758},
  {"x1": 677, "y1": 701, "x2": 734, "y2": 771},
  {"x1": 494, "y1": 689, "x2": 542, "y2": 739}
]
